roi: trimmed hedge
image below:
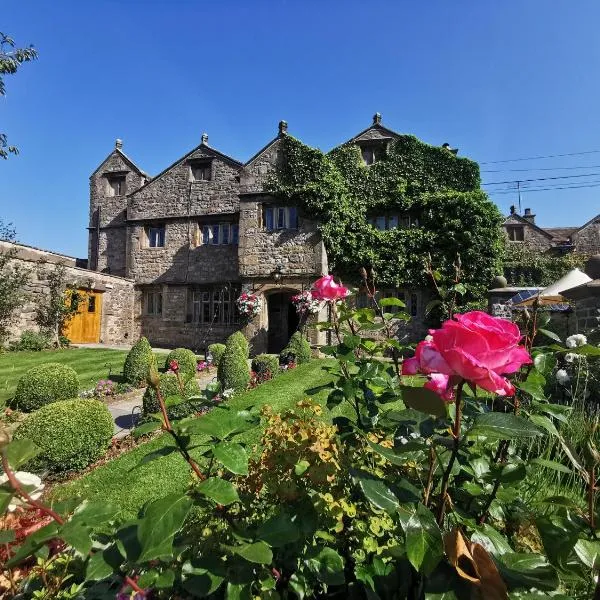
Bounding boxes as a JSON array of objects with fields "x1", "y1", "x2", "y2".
[
  {"x1": 12, "y1": 362, "x2": 79, "y2": 412},
  {"x1": 123, "y1": 337, "x2": 153, "y2": 386},
  {"x1": 251, "y1": 354, "x2": 279, "y2": 379},
  {"x1": 218, "y1": 332, "x2": 250, "y2": 394},
  {"x1": 9, "y1": 330, "x2": 52, "y2": 352},
  {"x1": 14, "y1": 399, "x2": 113, "y2": 472},
  {"x1": 281, "y1": 332, "x2": 311, "y2": 364},
  {"x1": 142, "y1": 372, "x2": 201, "y2": 420},
  {"x1": 208, "y1": 343, "x2": 226, "y2": 368},
  {"x1": 165, "y1": 348, "x2": 197, "y2": 377}
]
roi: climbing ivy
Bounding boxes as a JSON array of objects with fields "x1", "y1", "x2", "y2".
[{"x1": 267, "y1": 135, "x2": 505, "y2": 300}]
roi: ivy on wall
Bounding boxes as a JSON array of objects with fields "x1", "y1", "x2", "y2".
[{"x1": 267, "y1": 135, "x2": 505, "y2": 300}]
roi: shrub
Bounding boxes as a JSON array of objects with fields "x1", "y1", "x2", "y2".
[
  {"x1": 218, "y1": 332, "x2": 251, "y2": 394},
  {"x1": 208, "y1": 343, "x2": 226, "y2": 368},
  {"x1": 165, "y1": 348, "x2": 197, "y2": 377},
  {"x1": 12, "y1": 362, "x2": 79, "y2": 412},
  {"x1": 123, "y1": 337, "x2": 153, "y2": 386},
  {"x1": 13, "y1": 399, "x2": 113, "y2": 472},
  {"x1": 281, "y1": 331, "x2": 311, "y2": 364},
  {"x1": 228, "y1": 331, "x2": 249, "y2": 358},
  {"x1": 10, "y1": 330, "x2": 52, "y2": 352},
  {"x1": 142, "y1": 372, "x2": 202, "y2": 420},
  {"x1": 251, "y1": 354, "x2": 279, "y2": 380}
]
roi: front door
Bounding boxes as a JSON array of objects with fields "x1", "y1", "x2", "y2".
[
  {"x1": 64, "y1": 290, "x2": 102, "y2": 343},
  {"x1": 267, "y1": 292, "x2": 299, "y2": 353}
]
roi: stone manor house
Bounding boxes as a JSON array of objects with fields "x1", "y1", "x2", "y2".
[{"x1": 87, "y1": 115, "x2": 445, "y2": 353}]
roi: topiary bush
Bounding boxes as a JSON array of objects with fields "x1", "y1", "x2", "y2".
[
  {"x1": 165, "y1": 348, "x2": 198, "y2": 377},
  {"x1": 13, "y1": 399, "x2": 113, "y2": 472},
  {"x1": 251, "y1": 354, "x2": 279, "y2": 380},
  {"x1": 208, "y1": 343, "x2": 226, "y2": 368},
  {"x1": 142, "y1": 372, "x2": 202, "y2": 420},
  {"x1": 218, "y1": 332, "x2": 251, "y2": 394},
  {"x1": 123, "y1": 337, "x2": 153, "y2": 387},
  {"x1": 12, "y1": 362, "x2": 79, "y2": 412},
  {"x1": 281, "y1": 331, "x2": 311, "y2": 364}
]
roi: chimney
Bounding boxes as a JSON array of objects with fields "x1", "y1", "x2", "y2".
[
  {"x1": 373, "y1": 112, "x2": 382, "y2": 125},
  {"x1": 509, "y1": 205, "x2": 516, "y2": 215},
  {"x1": 522, "y1": 207, "x2": 536, "y2": 224},
  {"x1": 115, "y1": 138, "x2": 123, "y2": 150},
  {"x1": 201, "y1": 132, "x2": 209, "y2": 145},
  {"x1": 278, "y1": 120, "x2": 288, "y2": 136}
]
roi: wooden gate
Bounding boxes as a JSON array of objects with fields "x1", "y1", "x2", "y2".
[{"x1": 63, "y1": 290, "x2": 102, "y2": 343}]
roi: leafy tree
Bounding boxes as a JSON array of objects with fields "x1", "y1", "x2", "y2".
[
  {"x1": 35, "y1": 261, "x2": 82, "y2": 346},
  {"x1": 0, "y1": 219, "x2": 30, "y2": 344},
  {"x1": 0, "y1": 31, "x2": 38, "y2": 159}
]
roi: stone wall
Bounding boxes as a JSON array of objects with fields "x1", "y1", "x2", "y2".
[
  {"x1": 503, "y1": 215, "x2": 553, "y2": 251},
  {"x1": 572, "y1": 296, "x2": 600, "y2": 334},
  {"x1": 2, "y1": 242, "x2": 136, "y2": 345},
  {"x1": 572, "y1": 220, "x2": 600, "y2": 254}
]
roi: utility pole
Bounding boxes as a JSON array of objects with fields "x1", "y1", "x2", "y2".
[{"x1": 517, "y1": 181, "x2": 522, "y2": 214}]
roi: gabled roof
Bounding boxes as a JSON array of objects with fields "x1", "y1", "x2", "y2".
[
  {"x1": 340, "y1": 114, "x2": 402, "y2": 147},
  {"x1": 573, "y1": 212, "x2": 600, "y2": 234},
  {"x1": 503, "y1": 213, "x2": 555, "y2": 239},
  {"x1": 129, "y1": 140, "x2": 243, "y2": 198},
  {"x1": 90, "y1": 146, "x2": 149, "y2": 178},
  {"x1": 542, "y1": 227, "x2": 578, "y2": 241}
]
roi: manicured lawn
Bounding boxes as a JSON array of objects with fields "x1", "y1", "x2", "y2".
[
  {"x1": 0, "y1": 348, "x2": 167, "y2": 406},
  {"x1": 51, "y1": 360, "x2": 341, "y2": 517}
]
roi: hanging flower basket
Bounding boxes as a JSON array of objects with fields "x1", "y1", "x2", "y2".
[
  {"x1": 236, "y1": 292, "x2": 262, "y2": 319},
  {"x1": 291, "y1": 290, "x2": 322, "y2": 316}
]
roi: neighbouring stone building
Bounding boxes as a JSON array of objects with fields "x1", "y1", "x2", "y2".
[
  {"x1": 503, "y1": 206, "x2": 600, "y2": 253},
  {"x1": 88, "y1": 115, "x2": 443, "y2": 353},
  {"x1": 2, "y1": 241, "x2": 135, "y2": 345}
]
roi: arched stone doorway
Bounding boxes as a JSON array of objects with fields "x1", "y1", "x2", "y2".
[{"x1": 267, "y1": 291, "x2": 300, "y2": 353}]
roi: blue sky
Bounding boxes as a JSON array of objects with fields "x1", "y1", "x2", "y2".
[{"x1": 2, "y1": 1, "x2": 600, "y2": 257}]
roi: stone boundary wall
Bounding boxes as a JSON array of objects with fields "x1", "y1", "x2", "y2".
[{"x1": 1, "y1": 241, "x2": 136, "y2": 345}]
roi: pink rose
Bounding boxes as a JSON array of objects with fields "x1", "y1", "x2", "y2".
[
  {"x1": 311, "y1": 275, "x2": 349, "y2": 301},
  {"x1": 402, "y1": 311, "x2": 531, "y2": 398}
]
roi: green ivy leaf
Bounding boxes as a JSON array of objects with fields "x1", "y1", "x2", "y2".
[
  {"x1": 197, "y1": 477, "x2": 240, "y2": 505},
  {"x1": 574, "y1": 539, "x2": 600, "y2": 569},
  {"x1": 402, "y1": 386, "x2": 447, "y2": 418},
  {"x1": 305, "y1": 546, "x2": 345, "y2": 585},
  {"x1": 404, "y1": 504, "x2": 443, "y2": 575},
  {"x1": 213, "y1": 442, "x2": 248, "y2": 475},
  {"x1": 468, "y1": 413, "x2": 543, "y2": 440},
  {"x1": 137, "y1": 493, "x2": 193, "y2": 562},
  {"x1": 257, "y1": 510, "x2": 300, "y2": 547}
]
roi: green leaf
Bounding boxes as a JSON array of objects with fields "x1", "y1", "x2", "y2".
[
  {"x1": 468, "y1": 413, "x2": 543, "y2": 440},
  {"x1": 497, "y1": 552, "x2": 559, "y2": 591},
  {"x1": 402, "y1": 386, "x2": 447, "y2": 418},
  {"x1": 367, "y1": 439, "x2": 423, "y2": 465},
  {"x1": 137, "y1": 493, "x2": 193, "y2": 562},
  {"x1": 257, "y1": 510, "x2": 300, "y2": 547},
  {"x1": 471, "y1": 524, "x2": 512, "y2": 556},
  {"x1": 538, "y1": 328, "x2": 561, "y2": 343},
  {"x1": 0, "y1": 486, "x2": 15, "y2": 513},
  {"x1": 354, "y1": 472, "x2": 399, "y2": 514},
  {"x1": 226, "y1": 582, "x2": 253, "y2": 600},
  {"x1": 533, "y1": 352, "x2": 556, "y2": 375},
  {"x1": 228, "y1": 541, "x2": 273, "y2": 564},
  {"x1": 60, "y1": 521, "x2": 93, "y2": 555},
  {"x1": 177, "y1": 408, "x2": 250, "y2": 440},
  {"x1": 133, "y1": 421, "x2": 161, "y2": 438},
  {"x1": 134, "y1": 445, "x2": 178, "y2": 469},
  {"x1": 515, "y1": 380, "x2": 546, "y2": 402},
  {"x1": 530, "y1": 458, "x2": 571, "y2": 474},
  {"x1": 6, "y1": 522, "x2": 59, "y2": 567},
  {"x1": 404, "y1": 504, "x2": 443, "y2": 575},
  {"x1": 4, "y1": 439, "x2": 41, "y2": 469},
  {"x1": 72, "y1": 500, "x2": 121, "y2": 527},
  {"x1": 213, "y1": 442, "x2": 248, "y2": 475},
  {"x1": 574, "y1": 539, "x2": 600, "y2": 569},
  {"x1": 305, "y1": 546, "x2": 345, "y2": 585},
  {"x1": 197, "y1": 477, "x2": 240, "y2": 505},
  {"x1": 295, "y1": 460, "x2": 310, "y2": 475},
  {"x1": 529, "y1": 414, "x2": 559, "y2": 437},
  {"x1": 85, "y1": 551, "x2": 115, "y2": 581},
  {"x1": 571, "y1": 344, "x2": 600, "y2": 356},
  {"x1": 380, "y1": 297, "x2": 405, "y2": 308},
  {"x1": 181, "y1": 558, "x2": 225, "y2": 597}
]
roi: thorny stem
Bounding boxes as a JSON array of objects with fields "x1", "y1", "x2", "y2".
[
  {"x1": 154, "y1": 385, "x2": 205, "y2": 480},
  {"x1": 437, "y1": 381, "x2": 464, "y2": 525}
]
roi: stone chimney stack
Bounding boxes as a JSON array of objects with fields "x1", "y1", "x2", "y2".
[
  {"x1": 115, "y1": 138, "x2": 123, "y2": 150},
  {"x1": 522, "y1": 207, "x2": 536, "y2": 224},
  {"x1": 201, "y1": 133, "x2": 209, "y2": 145},
  {"x1": 278, "y1": 120, "x2": 288, "y2": 136},
  {"x1": 373, "y1": 112, "x2": 382, "y2": 125}
]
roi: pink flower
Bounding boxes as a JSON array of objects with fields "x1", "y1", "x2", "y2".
[
  {"x1": 424, "y1": 373, "x2": 455, "y2": 402},
  {"x1": 169, "y1": 359, "x2": 179, "y2": 374},
  {"x1": 402, "y1": 311, "x2": 531, "y2": 399},
  {"x1": 311, "y1": 275, "x2": 349, "y2": 302}
]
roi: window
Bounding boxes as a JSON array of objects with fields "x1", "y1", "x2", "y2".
[
  {"x1": 361, "y1": 145, "x2": 385, "y2": 165},
  {"x1": 188, "y1": 287, "x2": 240, "y2": 324},
  {"x1": 88, "y1": 296, "x2": 96, "y2": 313},
  {"x1": 506, "y1": 225, "x2": 525, "y2": 241},
  {"x1": 146, "y1": 225, "x2": 165, "y2": 248},
  {"x1": 410, "y1": 293, "x2": 419, "y2": 317},
  {"x1": 201, "y1": 222, "x2": 239, "y2": 245},
  {"x1": 145, "y1": 290, "x2": 163, "y2": 315},
  {"x1": 264, "y1": 206, "x2": 298, "y2": 231},
  {"x1": 369, "y1": 214, "x2": 419, "y2": 230},
  {"x1": 107, "y1": 175, "x2": 126, "y2": 197},
  {"x1": 190, "y1": 162, "x2": 212, "y2": 181}
]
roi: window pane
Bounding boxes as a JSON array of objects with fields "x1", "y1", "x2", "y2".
[
  {"x1": 375, "y1": 216, "x2": 386, "y2": 231},
  {"x1": 88, "y1": 296, "x2": 96, "y2": 313},
  {"x1": 202, "y1": 300, "x2": 211, "y2": 322},
  {"x1": 288, "y1": 207, "x2": 298, "y2": 229},
  {"x1": 221, "y1": 224, "x2": 230, "y2": 245},
  {"x1": 388, "y1": 215, "x2": 398, "y2": 229},
  {"x1": 211, "y1": 224, "x2": 220, "y2": 245},
  {"x1": 156, "y1": 293, "x2": 163, "y2": 315},
  {"x1": 362, "y1": 147, "x2": 374, "y2": 165},
  {"x1": 400, "y1": 215, "x2": 410, "y2": 228},
  {"x1": 232, "y1": 224, "x2": 239, "y2": 245},
  {"x1": 410, "y1": 293, "x2": 418, "y2": 317},
  {"x1": 277, "y1": 207, "x2": 286, "y2": 229},
  {"x1": 265, "y1": 207, "x2": 274, "y2": 231},
  {"x1": 202, "y1": 225, "x2": 211, "y2": 244}
]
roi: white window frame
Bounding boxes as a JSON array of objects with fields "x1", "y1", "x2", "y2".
[{"x1": 201, "y1": 223, "x2": 239, "y2": 245}]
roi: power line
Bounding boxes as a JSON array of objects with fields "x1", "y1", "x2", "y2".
[
  {"x1": 487, "y1": 180, "x2": 600, "y2": 195},
  {"x1": 483, "y1": 172, "x2": 600, "y2": 186},
  {"x1": 482, "y1": 164, "x2": 600, "y2": 173},
  {"x1": 480, "y1": 149, "x2": 600, "y2": 165}
]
